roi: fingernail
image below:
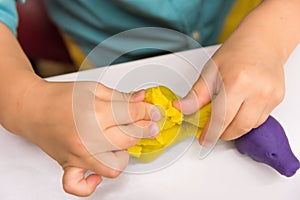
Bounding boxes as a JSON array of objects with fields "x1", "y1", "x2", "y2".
[
  {"x1": 149, "y1": 123, "x2": 160, "y2": 138},
  {"x1": 172, "y1": 100, "x2": 181, "y2": 110},
  {"x1": 198, "y1": 144, "x2": 214, "y2": 160},
  {"x1": 202, "y1": 140, "x2": 214, "y2": 147},
  {"x1": 199, "y1": 136, "x2": 213, "y2": 147},
  {"x1": 150, "y1": 106, "x2": 162, "y2": 121},
  {"x1": 95, "y1": 178, "x2": 102, "y2": 186},
  {"x1": 198, "y1": 139, "x2": 217, "y2": 160},
  {"x1": 176, "y1": 92, "x2": 199, "y2": 115},
  {"x1": 132, "y1": 89, "x2": 146, "y2": 101}
]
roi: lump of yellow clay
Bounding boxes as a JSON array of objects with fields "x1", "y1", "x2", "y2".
[
  {"x1": 145, "y1": 86, "x2": 183, "y2": 130},
  {"x1": 128, "y1": 86, "x2": 211, "y2": 162}
]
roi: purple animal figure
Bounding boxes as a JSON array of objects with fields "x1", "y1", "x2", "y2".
[{"x1": 235, "y1": 116, "x2": 300, "y2": 177}]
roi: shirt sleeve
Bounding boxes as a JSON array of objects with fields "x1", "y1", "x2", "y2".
[{"x1": 0, "y1": 0, "x2": 25, "y2": 35}]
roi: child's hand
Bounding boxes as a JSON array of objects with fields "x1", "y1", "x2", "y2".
[
  {"x1": 173, "y1": 0, "x2": 300, "y2": 150},
  {"x1": 174, "y1": 31, "x2": 285, "y2": 148},
  {"x1": 3, "y1": 81, "x2": 161, "y2": 197}
]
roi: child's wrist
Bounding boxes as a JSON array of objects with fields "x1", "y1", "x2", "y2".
[
  {"x1": 223, "y1": 24, "x2": 286, "y2": 68},
  {"x1": 0, "y1": 76, "x2": 48, "y2": 139}
]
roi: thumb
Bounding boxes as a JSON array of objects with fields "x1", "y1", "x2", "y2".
[
  {"x1": 62, "y1": 166, "x2": 102, "y2": 197},
  {"x1": 173, "y1": 76, "x2": 211, "y2": 115}
]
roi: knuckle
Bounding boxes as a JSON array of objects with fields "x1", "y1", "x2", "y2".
[
  {"x1": 240, "y1": 125, "x2": 253, "y2": 135},
  {"x1": 121, "y1": 92, "x2": 131, "y2": 101},
  {"x1": 117, "y1": 130, "x2": 140, "y2": 148},
  {"x1": 258, "y1": 83, "x2": 285, "y2": 105},
  {"x1": 255, "y1": 118, "x2": 267, "y2": 128},
  {"x1": 222, "y1": 127, "x2": 249, "y2": 140},
  {"x1": 259, "y1": 84, "x2": 273, "y2": 98},
  {"x1": 126, "y1": 135, "x2": 139, "y2": 147},
  {"x1": 223, "y1": 121, "x2": 253, "y2": 140},
  {"x1": 238, "y1": 121, "x2": 254, "y2": 135},
  {"x1": 220, "y1": 132, "x2": 232, "y2": 141},
  {"x1": 113, "y1": 92, "x2": 129, "y2": 101},
  {"x1": 95, "y1": 101, "x2": 108, "y2": 119},
  {"x1": 273, "y1": 88, "x2": 285, "y2": 104},
  {"x1": 62, "y1": 181, "x2": 76, "y2": 196},
  {"x1": 63, "y1": 184, "x2": 94, "y2": 197},
  {"x1": 234, "y1": 69, "x2": 251, "y2": 87},
  {"x1": 129, "y1": 104, "x2": 140, "y2": 120},
  {"x1": 131, "y1": 102, "x2": 147, "y2": 120},
  {"x1": 105, "y1": 168, "x2": 121, "y2": 178},
  {"x1": 141, "y1": 103, "x2": 149, "y2": 119}
]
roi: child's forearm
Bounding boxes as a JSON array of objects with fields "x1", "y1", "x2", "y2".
[
  {"x1": 0, "y1": 23, "x2": 44, "y2": 135},
  {"x1": 227, "y1": 0, "x2": 300, "y2": 63}
]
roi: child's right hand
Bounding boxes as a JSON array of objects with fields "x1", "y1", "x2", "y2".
[{"x1": 1, "y1": 80, "x2": 161, "y2": 197}]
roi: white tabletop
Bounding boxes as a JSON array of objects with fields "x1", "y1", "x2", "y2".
[{"x1": 1, "y1": 45, "x2": 299, "y2": 200}]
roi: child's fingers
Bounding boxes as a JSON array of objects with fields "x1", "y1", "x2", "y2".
[
  {"x1": 173, "y1": 77, "x2": 210, "y2": 115},
  {"x1": 62, "y1": 166, "x2": 102, "y2": 197},
  {"x1": 221, "y1": 86, "x2": 282, "y2": 140},
  {"x1": 90, "y1": 150, "x2": 129, "y2": 174},
  {"x1": 173, "y1": 59, "x2": 220, "y2": 115},
  {"x1": 96, "y1": 101, "x2": 162, "y2": 126},
  {"x1": 73, "y1": 82, "x2": 145, "y2": 104},
  {"x1": 62, "y1": 152, "x2": 130, "y2": 196},
  {"x1": 220, "y1": 98, "x2": 266, "y2": 140},
  {"x1": 95, "y1": 83, "x2": 146, "y2": 102},
  {"x1": 104, "y1": 120, "x2": 160, "y2": 150},
  {"x1": 199, "y1": 88, "x2": 242, "y2": 147},
  {"x1": 62, "y1": 149, "x2": 130, "y2": 196}
]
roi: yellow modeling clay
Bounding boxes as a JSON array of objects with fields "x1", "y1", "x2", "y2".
[{"x1": 128, "y1": 86, "x2": 211, "y2": 162}]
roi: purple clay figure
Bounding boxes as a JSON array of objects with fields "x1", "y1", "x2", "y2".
[{"x1": 235, "y1": 116, "x2": 300, "y2": 177}]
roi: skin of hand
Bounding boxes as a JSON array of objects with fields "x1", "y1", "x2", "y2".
[
  {"x1": 0, "y1": 23, "x2": 161, "y2": 197},
  {"x1": 174, "y1": 0, "x2": 300, "y2": 147},
  {"x1": 22, "y1": 82, "x2": 160, "y2": 197}
]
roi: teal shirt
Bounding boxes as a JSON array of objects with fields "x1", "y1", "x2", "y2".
[
  {"x1": 0, "y1": 0, "x2": 24, "y2": 35},
  {"x1": 0, "y1": 0, "x2": 235, "y2": 66},
  {"x1": 43, "y1": 0, "x2": 235, "y2": 66}
]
